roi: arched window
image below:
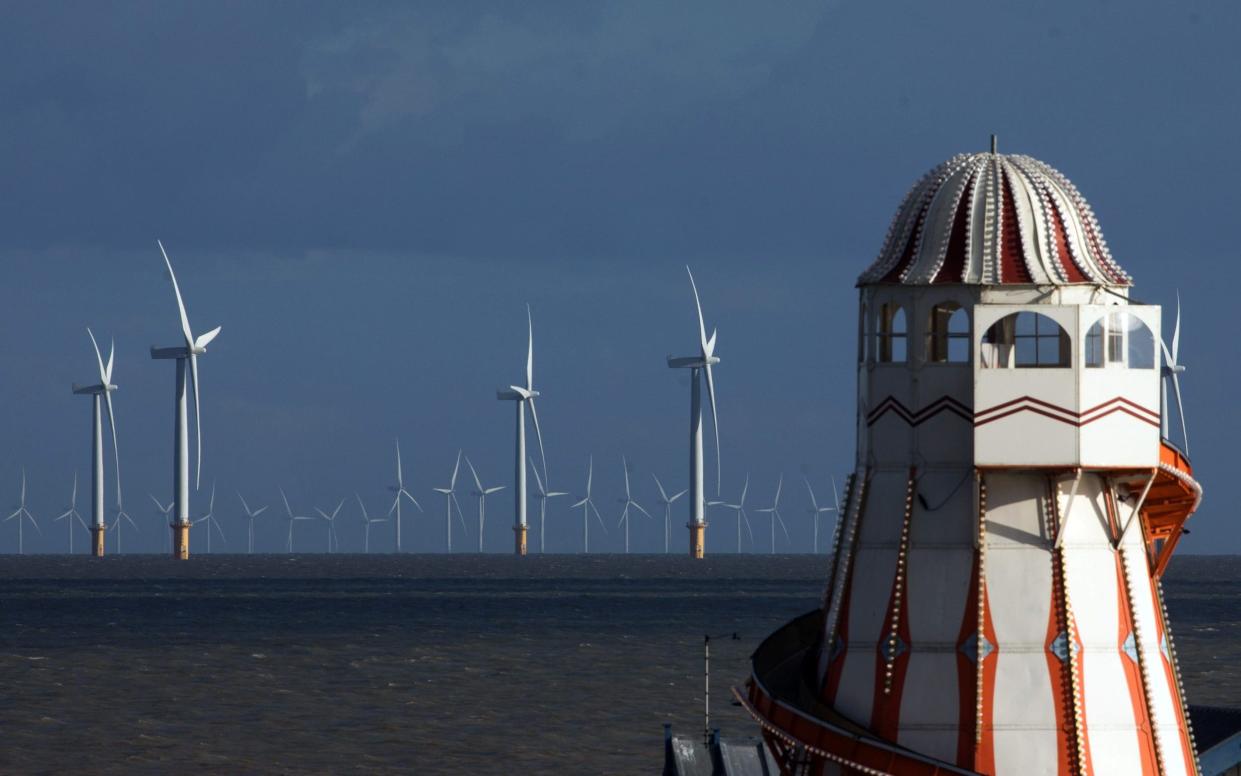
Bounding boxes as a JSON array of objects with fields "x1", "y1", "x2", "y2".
[
  {"x1": 981, "y1": 312, "x2": 1071, "y2": 368},
  {"x1": 877, "y1": 303, "x2": 907, "y2": 363},
  {"x1": 1086, "y1": 311, "x2": 1155, "y2": 369},
  {"x1": 927, "y1": 302, "x2": 970, "y2": 363}
]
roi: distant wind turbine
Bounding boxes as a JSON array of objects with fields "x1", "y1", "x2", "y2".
[
  {"x1": 279, "y1": 488, "x2": 315, "y2": 553},
  {"x1": 466, "y1": 456, "x2": 505, "y2": 553},
  {"x1": 755, "y1": 476, "x2": 790, "y2": 554},
  {"x1": 149, "y1": 494, "x2": 174, "y2": 553},
  {"x1": 237, "y1": 493, "x2": 267, "y2": 554},
  {"x1": 150, "y1": 241, "x2": 222, "y2": 559},
  {"x1": 431, "y1": 451, "x2": 469, "y2": 552},
  {"x1": 666, "y1": 267, "x2": 721, "y2": 558},
  {"x1": 570, "y1": 456, "x2": 607, "y2": 553},
  {"x1": 709, "y1": 474, "x2": 753, "y2": 554},
  {"x1": 6, "y1": 469, "x2": 41, "y2": 554},
  {"x1": 72, "y1": 328, "x2": 121, "y2": 557},
  {"x1": 530, "y1": 459, "x2": 567, "y2": 553},
  {"x1": 652, "y1": 474, "x2": 687, "y2": 554},
  {"x1": 388, "y1": 439, "x2": 422, "y2": 552},
  {"x1": 804, "y1": 476, "x2": 840, "y2": 554},
  {"x1": 111, "y1": 494, "x2": 139, "y2": 554},
  {"x1": 1160, "y1": 295, "x2": 1190, "y2": 455},
  {"x1": 356, "y1": 494, "x2": 387, "y2": 554},
  {"x1": 316, "y1": 499, "x2": 346, "y2": 553},
  {"x1": 54, "y1": 472, "x2": 88, "y2": 554},
  {"x1": 615, "y1": 456, "x2": 651, "y2": 554},
  {"x1": 191, "y1": 482, "x2": 223, "y2": 553},
  {"x1": 496, "y1": 305, "x2": 549, "y2": 556}
]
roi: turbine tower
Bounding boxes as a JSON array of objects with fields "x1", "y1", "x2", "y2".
[
  {"x1": 666, "y1": 267, "x2": 720, "y2": 558},
  {"x1": 614, "y1": 456, "x2": 651, "y2": 554},
  {"x1": 754, "y1": 475, "x2": 789, "y2": 555},
  {"x1": 570, "y1": 456, "x2": 606, "y2": 553},
  {"x1": 72, "y1": 329, "x2": 120, "y2": 557},
  {"x1": 530, "y1": 459, "x2": 567, "y2": 553},
  {"x1": 803, "y1": 476, "x2": 839, "y2": 554},
  {"x1": 426, "y1": 451, "x2": 466, "y2": 553},
  {"x1": 54, "y1": 473, "x2": 88, "y2": 554},
  {"x1": 150, "y1": 241, "x2": 221, "y2": 560},
  {"x1": 496, "y1": 306, "x2": 548, "y2": 556},
  {"x1": 465, "y1": 456, "x2": 505, "y2": 553},
  {"x1": 237, "y1": 493, "x2": 267, "y2": 554},
  {"x1": 355, "y1": 494, "x2": 387, "y2": 554},
  {"x1": 388, "y1": 439, "x2": 422, "y2": 552},
  {"x1": 652, "y1": 474, "x2": 687, "y2": 554},
  {"x1": 6, "y1": 469, "x2": 40, "y2": 554}
]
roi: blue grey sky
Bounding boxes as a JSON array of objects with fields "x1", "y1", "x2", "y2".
[{"x1": 2, "y1": 1, "x2": 1238, "y2": 553}]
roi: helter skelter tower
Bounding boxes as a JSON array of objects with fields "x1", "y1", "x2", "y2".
[{"x1": 738, "y1": 143, "x2": 1204, "y2": 775}]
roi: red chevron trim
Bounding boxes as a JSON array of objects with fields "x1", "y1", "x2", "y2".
[
  {"x1": 974, "y1": 396, "x2": 1159, "y2": 429},
  {"x1": 866, "y1": 396, "x2": 974, "y2": 426}
]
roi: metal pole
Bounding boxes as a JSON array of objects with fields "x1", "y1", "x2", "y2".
[
  {"x1": 92, "y1": 396, "x2": 104, "y2": 530},
  {"x1": 173, "y1": 357, "x2": 190, "y2": 558},
  {"x1": 690, "y1": 370, "x2": 703, "y2": 526},
  {"x1": 704, "y1": 634, "x2": 711, "y2": 746}
]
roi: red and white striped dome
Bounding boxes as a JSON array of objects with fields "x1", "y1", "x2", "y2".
[{"x1": 859, "y1": 151, "x2": 1131, "y2": 286}]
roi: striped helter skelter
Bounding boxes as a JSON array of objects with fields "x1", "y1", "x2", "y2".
[{"x1": 857, "y1": 152, "x2": 1131, "y2": 287}]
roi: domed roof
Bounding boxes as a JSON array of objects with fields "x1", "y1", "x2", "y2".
[{"x1": 858, "y1": 150, "x2": 1130, "y2": 286}]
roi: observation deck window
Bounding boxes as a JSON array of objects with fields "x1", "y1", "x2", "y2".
[
  {"x1": 981, "y1": 312, "x2": 1070, "y2": 368},
  {"x1": 1085, "y1": 311, "x2": 1155, "y2": 369},
  {"x1": 927, "y1": 303, "x2": 970, "y2": 363},
  {"x1": 877, "y1": 303, "x2": 907, "y2": 363}
]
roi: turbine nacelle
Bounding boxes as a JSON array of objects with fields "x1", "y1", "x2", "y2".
[
  {"x1": 72, "y1": 383, "x2": 118, "y2": 395},
  {"x1": 497, "y1": 386, "x2": 539, "y2": 400},
  {"x1": 666, "y1": 355, "x2": 721, "y2": 369}
]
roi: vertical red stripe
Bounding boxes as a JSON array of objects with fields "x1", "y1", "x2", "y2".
[{"x1": 1115, "y1": 550, "x2": 1160, "y2": 776}]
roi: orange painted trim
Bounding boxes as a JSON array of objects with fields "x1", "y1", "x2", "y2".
[{"x1": 1114, "y1": 549, "x2": 1160, "y2": 776}]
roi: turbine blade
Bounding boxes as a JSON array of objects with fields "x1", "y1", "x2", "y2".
[
  {"x1": 803, "y1": 477, "x2": 818, "y2": 510},
  {"x1": 465, "y1": 456, "x2": 483, "y2": 493},
  {"x1": 687, "y1": 266, "x2": 709, "y2": 354},
  {"x1": 633, "y1": 501, "x2": 652, "y2": 519},
  {"x1": 526, "y1": 304, "x2": 534, "y2": 391},
  {"x1": 1171, "y1": 370, "x2": 1189, "y2": 455},
  {"x1": 195, "y1": 326, "x2": 221, "y2": 350},
  {"x1": 106, "y1": 339, "x2": 115, "y2": 383},
  {"x1": 830, "y1": 475, "x2": 841, "y2": 511},
  {"x1": 740, "y1": 474, "x2": 749, "y2": 506},
  {"x1": 238, "y1": 492, "x2": 251, "y2": 515},
  {"x1": 401, "y1": 489, "x2": 422, "y2": 511},
  {"x1": 280, "y1": 487, "x2": 293, "y2": 517},
  {"x1": 158, "y1": 240, "x2": 195, "y2": 345},
  {"x1": 622, "y1": 455, "x2": 630, "y2": 496},
  {"x1": 87, "y1": 328, "x2": 109, "y2": 384},
  {"x1": 189, "y1": 352, "x2": 203, "y2": 489},
  {"x1": 253, "y1": 506, "x2": 267, "y2": 517},
  {"x1": 450, "y1": 450, "x2": 462, "y2": 489},
  {"x1": 395, "y1": 438, "x2": 403, "y2": 486},
  {"x1": 703, "y1": 364, "x2": 721, "y2": 495},
  {"x1": 530, "y1": 457, "x2": 546, "y2": 495},
  {"x1": 651, "y1": 473, "x2": 668, "y2": 502},
  {"x1": 103, "y1": 389, "x2": 121, "y2": 505},
  {"x1": 527, "y1": 398, "x2": 548, "y2": 488},
  {"x1": 1172, "y1": 292, "x2": 1181, "y2": 362}
]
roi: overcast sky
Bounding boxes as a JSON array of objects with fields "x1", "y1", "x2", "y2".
[{"x1": 2, "y1": 1, "x2": 1238, "y2": 554}]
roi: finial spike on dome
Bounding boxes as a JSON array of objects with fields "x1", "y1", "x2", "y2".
[{"x1": 990, "y1": 134, "x2": 998, "y2": 154}]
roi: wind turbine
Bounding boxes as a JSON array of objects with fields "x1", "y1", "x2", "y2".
[
  {"x1": 6, "y1": 469, "x2": 41, "y2": 554},
  {"x1": 54, "y1": 472, "x2": 88, "y2": 554},
  {"x1": 804, "y1": 476, "x2": 840, "y2": 554},
  {"x1": 570, "y1": 456, "x2": 607, "y2": 553},
  {"x1": 111, "y1": 494, "x2": 139, "y2": 554},
  {"x1": 666, "y1": 266, "x2": 721, "y2": 558},
  {"x1": 652, "y1": 474, "x2": 688, "y2": 554},
  {"x1": 1160, "y1": 295, "x2": 1190, "y2": 455},
  {"x1": 388, "y1": 439, "x2": 422, "y2": 552},
  {"x1": 191, "y1": 482, "x2": 223, "y2": 553},
  {"x1": 279, "y1": 488, "x2": 314, "y2": 553},
  {"x1": 237, "y1": 493, "x2": 267, "y2": 554},
  {"x1": 496, "y1": 305, "x2": 549, "y2": 556},
  {"x1": 709, "y1": 474, "x2": 753, "y2": 554},
  {"x1": 755, "y1": 476, "x2": 790, "y2": 555},
  {"x1": 466, "y1": 456, "x2": 505, "y2": 553},
  {"x1": 431, "y1": 451, "x2": 468, "y2": 552},
  {"x1": 614, "y1": 457, "x2": 652, "y2": 554},
  {"x1": 316, "y1": 499, "x2": 345, "y2": 553},
  {"x1": 149, "y1": 494, "x2": 174, "y2": 553},
  {"x1": 530, "y1": 458, "x2": 567, "y2": 553},
  {"x1": 72, "y1": 329, "x2": 121, "y2": 557},
  {"x1": 150, "y1": 241, "x2": 221, "y2": 559},
  {"x1": 356, "y1": 494, "x2": 387, "y2": 554}
]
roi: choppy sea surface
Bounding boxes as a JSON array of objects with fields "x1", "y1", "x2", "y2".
[{"x1": 1, "y1": 554, "x2": 1238, "y2": 775}]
